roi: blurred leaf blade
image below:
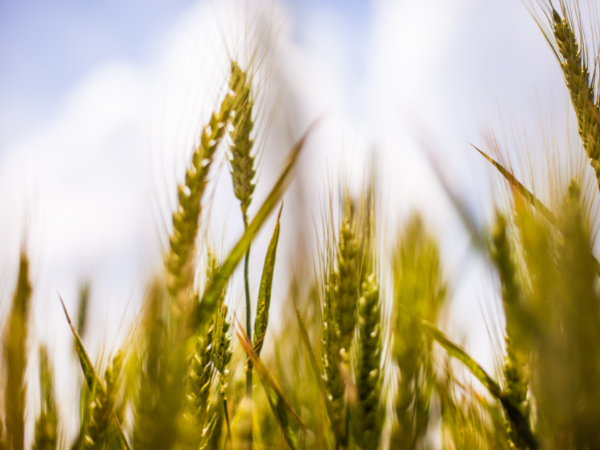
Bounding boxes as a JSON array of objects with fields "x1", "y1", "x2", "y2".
[{"x1": 253, "y1": 203, "x2": 283, "y2": 356}]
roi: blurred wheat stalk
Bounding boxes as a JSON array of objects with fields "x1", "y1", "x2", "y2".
[{"x1": 1, "y1": 1, "x2": 600, "y2": 449}]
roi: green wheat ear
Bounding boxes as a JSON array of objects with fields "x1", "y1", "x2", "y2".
[
  {"x1": 229, "y1": 61, "x2": 257, "y2": 222},
  {"x1": 33, "y1": 346, "x2": 59, "y2": 450},
  {"x1": 490, "y1": 213, "x2": 531, "y2": 450},
  {"x1": 544, "y1": 6, "x2": 600, "y2": 189},
  {"x1": 166, "y1": 82, "x2": 236, "y2": 323},
  {"x1": 354, "y1": 273, "x2": 383, "y2": 450},
  {"x1": 3, "y1": 251, "x2": 32, "y2": 450}
]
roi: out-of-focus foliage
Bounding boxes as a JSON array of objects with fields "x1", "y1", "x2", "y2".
[{"x1": 2, "y1": 2, "x2": 600, "y2": 449}]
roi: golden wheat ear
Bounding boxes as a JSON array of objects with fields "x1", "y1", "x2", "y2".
[{"x1": 166, "y1": 82, "x2": 236, "y2": 324}]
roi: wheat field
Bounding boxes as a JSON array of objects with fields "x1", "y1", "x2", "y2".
[{"x1": 2, "y1": 1, "x2": 600, "y2": 449}]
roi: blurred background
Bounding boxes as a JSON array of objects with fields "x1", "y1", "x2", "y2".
[{"x1": 0, "y1": 0, "x2": 580, "y2": 410}]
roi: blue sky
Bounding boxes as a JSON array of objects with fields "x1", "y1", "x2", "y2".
[{"x1": 0, "y1": 0, "x2": 370, "y2": 143}]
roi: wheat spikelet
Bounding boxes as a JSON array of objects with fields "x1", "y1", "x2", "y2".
[
  {"x1": 336, "y1": 202, "x2": 360, "y2": 361},
  {"x1": 3, "y1": 251, "x2": 32, "y2": 450},
  {"x1": 321, "y1": 264, "x2": 346, "y2": 443},
  {"x1": 354, "y1": 273, "x2": 383, "y2": 450},
  {"x1": 166, "y1": 85, "x2": 236, "y2": 317},
  {"x1": 33, "y1": 346, "x2": 59, "y2": 450},
  {"x1": 229, "y1": 61, "x2": 257, "y2": 222}
]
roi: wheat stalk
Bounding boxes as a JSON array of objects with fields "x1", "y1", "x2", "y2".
[{"x1": 541, "y1": 4, "x2": 600, "y2": 190}]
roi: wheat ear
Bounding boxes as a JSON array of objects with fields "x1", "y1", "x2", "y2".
[
  {"x1": 355, "y1": 273, "x2": 383, "y2": 450},
  {"x1": 3, "y1": 251, "x2": 32, "y2": 450},
  {"x1": 166, "y1": 86, "x2": 236, "y2": 318},
  {"x1": 550, "y1": 8, "x2": 600, "y2": 188},
  {"x1": 81, "y1": 352, "x2": 124, "y2": 450},
  {"x1": 227, "y1": 60, "x2": 257, "y2": 447},
  {"x1": 336, "y1": 203, "x2": 360, "y2": 362},
  {"x1": 33, "y1": 346, "x2": 59, "y2": 450},
  {"x1": 229, "y1": 61, "x2": 257, "y2": 222},
  {"x1": 321, "y1": 264, "x2": 346, "y2": 441}
]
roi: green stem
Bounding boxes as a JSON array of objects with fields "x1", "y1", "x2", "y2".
[
  {"x1": 243, "y1": 214, "x2": 253, "y2": 448},
  {"x1": 223, "y1": 398, "x2": 232, "y2": 445}
]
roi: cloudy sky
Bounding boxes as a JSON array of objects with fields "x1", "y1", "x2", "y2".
[{"x1": 0, "y1": 0, "x2": 582, "y2": 397}]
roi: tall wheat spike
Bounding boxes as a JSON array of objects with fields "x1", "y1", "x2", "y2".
[
  {"x1": 3, "y1": 251, "x2": 33, "y2": 450},
  {"x1": 539, "y1": 3, "x2": 600, "y2": 189},
  {"x1": 336, "y1": 202, "x2": 360, "y2": 362},
  {"x1": 321, "y1": 197, "x2": 362, "y2": 448},
  {"x1": 490, "y1": 213, "x2": 531, "y2": 449},
  {"x1": 166, "y1": 81, "x2": 236, "y2": 319},
  {"x1": 229, "y1": 61, "x2": 257, "y2": 222},
  {"x1": 228, "y1": 61, "x2": 257, "y2": 430},
  {"x1": 354, "y1": 274, "x2": 383, "y2": 450},
  {"x1": 33, "y1": 346, "x2": 59, "y2": 450}
]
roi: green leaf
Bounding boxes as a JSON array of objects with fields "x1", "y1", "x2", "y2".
[
  {"x1": 253, "y1": 203, "x2": 283, "y2": 356},
  {"x1": 421, "y1": 319, "x2": 538, "y2": 450},
  {"x1": 193, "y1": 125, "x2": 313, "y2": 344},
  {"x1": 471, "y1": 144, "x2": 556, "y2": 223},
  {"x1": 59, "y1": 296, "x2": 132, "y2": 450},
  {"x1": 235, "y1": 325, "x2": 305, "y2": 450},
  {"x1": 472, "y1": 144, "x2": 600, "y2": 277}
]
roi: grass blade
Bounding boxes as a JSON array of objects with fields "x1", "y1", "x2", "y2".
[
  {"x1": 3, "y1": 252, "x2": 32, "y2": 450},
  {"x1": 471, "y1": 144, "x2": 557, "y2": 223},
  {"x1": 292, "y1": 295, "x2": 343, "y2": 441},
  {"x1": 235, "y1": 326, "x2": 305, "y2": 450},
  {"x1": 421, "y1": 319, "x2": 538, "y2": 450},
  {"x1": 253, "y1": 203, "x2": 283, "y2": 356}
]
